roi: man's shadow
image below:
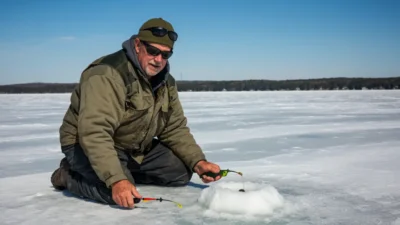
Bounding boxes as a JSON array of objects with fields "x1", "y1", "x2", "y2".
[{"x1": 187, "y1": 181, "x2": 209, "y2": 189}]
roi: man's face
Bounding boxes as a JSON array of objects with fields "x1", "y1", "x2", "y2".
[{"x1": 134, "y1": 38, "x2": 172, "y2": 77}]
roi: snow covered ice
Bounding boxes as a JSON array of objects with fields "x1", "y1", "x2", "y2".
[
  {"x1": 198, "y1": 181, "x2": 286, "y2": 217},
  {"x1": 1, "y1": 90, "x2": 400, "y2": 225}
]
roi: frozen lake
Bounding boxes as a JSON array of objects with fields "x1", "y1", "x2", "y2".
[{"x1": 1, "y1": 90, "x2": 399, "y2": 225}]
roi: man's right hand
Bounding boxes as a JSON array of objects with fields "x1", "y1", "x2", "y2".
[{"x1": 111, "y1": 179, "x2": 142, "y2": 209}]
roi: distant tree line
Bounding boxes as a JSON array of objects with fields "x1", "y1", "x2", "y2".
[
  {"x1": 0, "y1": 77, "x2": 399, "y2": 93},
  {"x1": 177, "y1": 77, "x2": 400, "y2": 91},
  {"x1": 0, "y1": 83, "x2": 77, "y2": 93}
]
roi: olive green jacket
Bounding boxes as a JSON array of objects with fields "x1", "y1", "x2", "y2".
[{"x1": 59, "y1": 38, "x2": 206, "y2": 188}]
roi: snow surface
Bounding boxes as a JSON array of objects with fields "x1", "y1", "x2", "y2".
[{"x1": 1, "y1": 90, "x2": 400, "y2": 225}]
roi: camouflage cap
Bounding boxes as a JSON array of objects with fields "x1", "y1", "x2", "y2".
[{"x1": 137, "y1": 18, "x2": 177, "y2": 49}]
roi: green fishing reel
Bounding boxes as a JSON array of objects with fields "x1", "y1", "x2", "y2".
[{"x1": 200, "y1": 169, "x2": 243, "y2": 179}]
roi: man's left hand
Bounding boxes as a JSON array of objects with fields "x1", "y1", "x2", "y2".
[{"x1": 193, "y1": 160, "x2": 221, "y2": 183}]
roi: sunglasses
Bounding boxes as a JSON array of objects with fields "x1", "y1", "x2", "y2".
[
  {"x1": 141, "y1": 41, "x2": 173, "y2": 59},
  {"x1": 142, "y1": 27, "x2": 178, "y2": 41}
]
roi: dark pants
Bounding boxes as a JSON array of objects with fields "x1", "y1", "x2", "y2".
[{"x1": 62, "y1": 139, "x2": 193, "y2": 205}]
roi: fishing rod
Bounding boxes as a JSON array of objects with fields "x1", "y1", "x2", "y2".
[
  {"x1": 132, "y1": 169, "x2": 245, "y2": 208},
  {"x1": 133, "y1": 169, "x2": 244, "y2": 208},
  {"x1": 134, "y1": 197, "x2": 183, "y2": 208},
  {"x1": 200, "y1": 169, "x2": 243, "y2": 179},
  {"x1": 200, "y1": 169, "x2": 246, "y2": 192}
]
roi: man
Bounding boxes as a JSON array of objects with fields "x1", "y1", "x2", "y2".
[{"x1": 50, "y1": 17, "x2": 221, "y2": 209}]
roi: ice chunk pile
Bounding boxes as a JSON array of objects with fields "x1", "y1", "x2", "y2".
[{"x1": 197, "y1": 181, "x2": 285, "y2": 216}]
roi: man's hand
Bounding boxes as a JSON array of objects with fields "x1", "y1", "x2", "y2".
[
  {"x1": 111, "y1": 179, "x2": 142, "y2": 209},
  {"x1": 193, "y1": 160, "x2": 221, "y2": 183}
]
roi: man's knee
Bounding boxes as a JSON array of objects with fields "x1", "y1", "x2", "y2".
[
  {"x1": 62, "y1": 143, "x2": 135, "y2": 185},
  {"x1": 145, "y1": 169, "x2": 192, "y2": 187},
  {"x1": 168, "y1": 170, "x2": 192, "y2": 186},
  {"x1": 138, "y1": 141, "x2": 194, "y2": 186},
  {"x1": 167, "y1": 158, "x2": 193, "y2": 186},
  {"x1": 61, "y1": 143, "x2": 99, "y2": 183}
]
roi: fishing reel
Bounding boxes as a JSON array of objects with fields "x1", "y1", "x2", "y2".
[{"x1": 199, "y1": 169, "x2": 243, "y2": 179}]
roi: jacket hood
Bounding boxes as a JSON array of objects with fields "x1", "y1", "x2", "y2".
[{"x1": 122, "y1": 35, "x2": 170, "y2": 91}]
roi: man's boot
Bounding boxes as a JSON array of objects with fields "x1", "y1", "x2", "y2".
[{"x1": 50, "y1": 157, "x2": 70, "y2": 190}]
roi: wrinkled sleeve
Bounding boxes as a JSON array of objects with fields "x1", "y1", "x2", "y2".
[
  {"x1": 78, "y1": 65, "x2": 128, "y2": 188},
  {"x1": 158, "y1": 84, "x2": 206, "y2": 171}
]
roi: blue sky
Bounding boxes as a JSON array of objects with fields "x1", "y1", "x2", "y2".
[{"x1": 0, "y1": 0, "x2": 399, "y2": 84}]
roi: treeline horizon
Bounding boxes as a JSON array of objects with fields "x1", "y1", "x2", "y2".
[{"x1": 0, "y1": 77, "x2": 399, "y2": 93}]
